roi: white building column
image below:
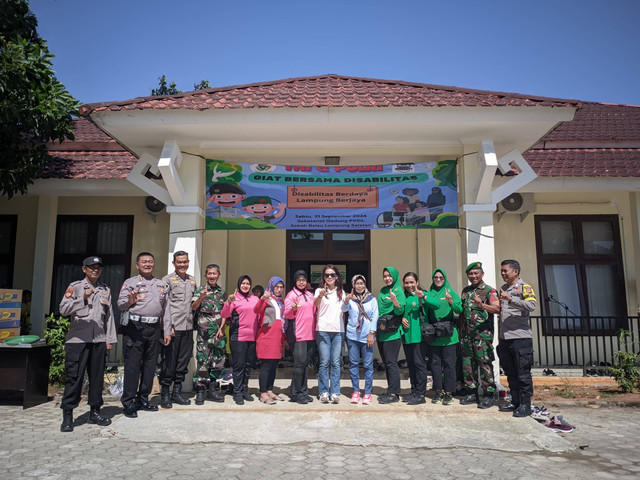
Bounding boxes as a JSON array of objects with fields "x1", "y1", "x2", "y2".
[
  {"x1": 31, "y1": 196, "x2": 58, "y2": 336},
  {"x1": 166, "y1": 207, "x2": 204, "y2": 281}
]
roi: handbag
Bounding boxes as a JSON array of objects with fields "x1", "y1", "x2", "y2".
[
  {"x1": 378, "y1": 313, "x2": 402, "y2": 333},
  {"x1": 434, "y1": 320, "x2": 454, "y2": 337}
]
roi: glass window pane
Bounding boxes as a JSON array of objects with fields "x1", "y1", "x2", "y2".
[
  {"x1": 57, "y1": 221, "x2": 88, "y2": 254},
  {"x1": 332, "y1": 232, "x2": 366, "y2": 254},
  {"x1": 539, "y1": 221, "x2": 574, "y2": 254},
  {"x1": 53, "y1": 264, "x2": 83, "y2": 310},
  {"x1": 97, "y1": 221, "x2": 128, "y2": 254},
  {"x1": 544, "y1": 264, "x2": 582, "y2": 329},
  {"x1": 290, "y1": 232, "x2": 324, "y2": 255},
  {"x1": 585, "y1": 265, "x2": 620, "y2": 320},
  {"x1": 583, "y1": 222, "x2": 615, "y2": 255}
]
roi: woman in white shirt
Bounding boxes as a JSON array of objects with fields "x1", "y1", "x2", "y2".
[{"x1": 314, "y1": 264, "x2": 345, "y2": 404}]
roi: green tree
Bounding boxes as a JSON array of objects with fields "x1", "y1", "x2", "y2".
[
  {"x1": 193, "y1": 80, "x2": 211, "y2": 90},
  {"x1": 0, "y1": 0, "x2": 80, "y2": 198},
  {"x1": 150, "y1": 75, "x2": 182, "y2": 96}
]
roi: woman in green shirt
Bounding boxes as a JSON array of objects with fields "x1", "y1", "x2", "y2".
[
  {"x1": 376, "y1": 266, "x2": 406, "y2": 404},
  {"x1": 425, "y1": 268, "x2": 462, "y2": 406}
]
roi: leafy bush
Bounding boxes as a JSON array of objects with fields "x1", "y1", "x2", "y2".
[
  {"x1": 609, "y1": 330, "x2": 640, "y2": 393},
  {"x1": 44, "y1": 313, "x2": 69, "y2": 385}
]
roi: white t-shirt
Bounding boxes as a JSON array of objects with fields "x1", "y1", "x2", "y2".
[{"x1": 314, "y1": 288, "x2": 345, "y2": 333}]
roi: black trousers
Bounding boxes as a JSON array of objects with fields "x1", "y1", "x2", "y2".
[
  {"x1": 121, "y1": 321, "x2": 162, "y2": 407},
  {"x1": 259, "y1": 358, "x2": 279, "y2": 392},
  {"x1": 230, "y1": 340, "x2": 256, "y2": 396},
  {"x1": 290, "y1": 340, "x2": 316, "y2": 399},
  {"x1": 61, "y1": 342, "x2": 106, "y2": 410},
  {"x1": 497, "y1": 337, "x2": 534, "y2": 398},
  {"x1": 160, "y1": 330, "x2": 194, "y2": 386},
  {"x1": 403, "y1": 342, "x2": 428, "y2": 396},
  {"x1": 430, "y1": 343, "x2": 457, "y2": 393},
  {"x1": 378, "y1": 338, "x2": 402, "y2": 395}
]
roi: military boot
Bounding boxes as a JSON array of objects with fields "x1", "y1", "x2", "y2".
[
  {"x1": 89, "y1": 407, "x2": 112, "y2": 426},
  {"x1": 60, "y1": 409, "x2": 74, "y2": 432},
  {"x1": 160, "y1": 385, "x2": 173, "y2": 409},
  {"x1": 498, "y1": 389, "x2": 519, "y2": 412},
  {"x1": 513, "y1": 392, "x2": 531, "y2": 418},
  {"x1": 171, "y1": 383, "x2": 191, "y2": 406},
  {"x1": 207, "y1": 382, "x2": 225, "y2": 403},
  {"x1": 195, "y1": 385, "x2": 207, "y2": 405}
]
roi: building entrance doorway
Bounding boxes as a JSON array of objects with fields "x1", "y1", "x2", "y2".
[{"x1": 287, "y1": 231, "x2": 370, "y2": 292}]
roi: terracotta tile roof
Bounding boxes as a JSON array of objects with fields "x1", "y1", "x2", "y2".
[
  {"x1": 79, "y1": 74, "x2": 580, "y2": 114},
  {"x1": 526, "y1": 103, "x2": 640, "y2": 177},
  {"x1": 526, "y1": 148, "x2": 640, "y2": 177},
  {"x1": 40, "y1": 118, "x2": 137, "y2": 179}
]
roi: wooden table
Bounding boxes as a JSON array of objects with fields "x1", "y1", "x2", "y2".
[{"x1": 0, "y1": 343, "x2": 51, "y2": 408}]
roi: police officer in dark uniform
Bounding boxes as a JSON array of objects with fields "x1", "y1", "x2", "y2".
[
  {"x1": 117, "y1": 252, "x2": 172, "y2": 418},
  {"x1": 59, "y1": 256, "x2": 117, "y2": 432},
  {"x1": 159, "y1": 251, "x2": 197, "y2": 408},
  {"x1": 497, "y1": 259, "x2": 537, "y2": 417}
]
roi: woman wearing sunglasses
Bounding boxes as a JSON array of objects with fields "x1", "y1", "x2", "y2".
[{"x1": 314, "y1": 265, "x2": 345, "y2": 404}]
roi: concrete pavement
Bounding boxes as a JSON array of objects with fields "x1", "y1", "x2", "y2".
[{"x1": 1, "y1": 377, "x2": 639, "y2": 479}]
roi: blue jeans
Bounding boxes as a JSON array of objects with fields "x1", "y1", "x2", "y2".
[
  {"x1": 346, "y1": 337, "x2": 374, "y2": 394},
  {"x1": 316, "y1": 331, "x2": 344, "y2": 396}
]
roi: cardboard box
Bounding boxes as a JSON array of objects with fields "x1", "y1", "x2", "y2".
[
  {"x1": 0, "y1": 309, "x2": 21, "y2": 328},
  {"x1": 0, "y1": 328, "x2": 20, "y2": 343},
  {"x1": 0, "y1": 289, "x2": 22, "y2": 309}
]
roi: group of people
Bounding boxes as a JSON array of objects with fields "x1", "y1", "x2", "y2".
[{"x1": 57, "y1": 252, "x2": 537, "y2": 432}]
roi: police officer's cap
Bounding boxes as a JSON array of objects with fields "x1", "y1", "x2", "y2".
[{"x1": 83, "y1": 256, "x2": 104, "y2": 267}]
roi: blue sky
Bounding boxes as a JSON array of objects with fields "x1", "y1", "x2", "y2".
[{"x1": 30, "y1": 0, "x2": 640, "y2": 106}]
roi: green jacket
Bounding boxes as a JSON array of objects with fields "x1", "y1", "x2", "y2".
[
  {"x1": 425, "y1": 268, "x2": 462, "y2": 347},
  {"x1": 377, "y1": 266, "x2": 406, "y2": 342}
]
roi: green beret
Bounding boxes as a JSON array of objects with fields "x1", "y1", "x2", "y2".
[
  {"x1": 465, "y1": 261, "x2": 483, "y2": 273},
  {"x1": 242, "y1": 196, "x2": 272, "y2": 207}
]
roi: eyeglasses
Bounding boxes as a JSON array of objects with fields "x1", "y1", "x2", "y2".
[{"x1": 324, "y1": 273, "x2": 337, "y2": 278}]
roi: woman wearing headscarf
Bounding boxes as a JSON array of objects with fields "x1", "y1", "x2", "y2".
[
  {"x1": 255, "y1": 276, "x2": 286, "y2": 405},
  {"x1": 377, "y1": 266, "x2": 406, "y2": 404},
  {"x1": 284, "y1": 270, "x2": 316, "y2": 404},
  {"x1": 425, "y1": 268, "x2": 462, "y2": 406},
  {"x1": 314, "y1": 264, "x2": 345, "y2": 404},
  {"x1": 342, "y1": 275, "x2": 379, "y2": 405},
  {"x1": 400, "y1": 272, "x2": 432, "y2": 405},
  {"x1": 221, "y1": 275, "x2": 260, "y2": 405}
]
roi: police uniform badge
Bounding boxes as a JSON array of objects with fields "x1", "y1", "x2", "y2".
[{"x1": 64, "y1": 287, "x2": 74, "y2": 298}]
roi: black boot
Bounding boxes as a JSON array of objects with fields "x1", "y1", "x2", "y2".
[
  {"x1": 513, "y1": 392, "x2": 531, "y2": 418},
  {"x1": 60, "y1": 409, "x2": 73, "y2": 432},
  {"x1": 207, "y1": 382, "x2": 225, "y2": 403},
  {"x1": 498, "y1": 389, "x2": 519, "y2": 412},
  {"x1": 195, "y1": 385, "x2": 206, "y2": 405},
  {"x1": 171, "y1": 383, "x2": 191, "y2": 405},
  {"x1": 89, "y1": 407, "x2": 112, "y2": 426},
  {"x1": 160, "y1": 385, "x2": 173, "y2": 409}
]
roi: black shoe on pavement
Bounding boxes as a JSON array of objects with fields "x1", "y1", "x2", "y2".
[
  {"x1": 171, "y1": 383, "x2": 191, "y2": 406},
  {"x1": 234, "y1": 395, "x2": 245, "y2": 405},
  {"x1": 135, "y1": 399, "x2": 159, "y2": 411},
  {"x1": 460, "y1": 393, "x2": 478, "y2": 405},
  {"x1": 123, "y1": 405, "x2": 138, "y2": 418},
  {"x1": 195, "y1": 386, "x2": 206, "y2": 405},
  {"x1": 242, "y1": 391, "x2": 254, "y2": 401},
  {"x1": 378, "y1": 393, "x2": 400, "y2": 404},
  {"x1": 498, "y1": 402, "x2": 518, "y2": 412},
  {"x1": 207, "y1": 383, "x2": 225, "y2": 403},
  {"x1": 407, "y1": 395, "x2": 426, "y2": 405},
  {"x1": 513, "y1": 402, "x2": 531, "y2": 417},
  {"x1": 160, "y1": 385, "x2": 173, "y2": 409},
  {"x1": 306, "y1": 395, "x2": 314, "y2": 402},
  {"x1": 295, "y1": 395, "x2": 310, "y2": 404},
  {"x1": 60, "y1": 409, "x2": 73, "y2": 432},
  {"x1": 478, "y1": 396, "x2": 494, "y2": 409},
  {"x1": 402, "y1": 393, "x2": 415, "y2": 403},
  {"x1": 89, "y1": 407, "x2": 112, "y2": 426}
]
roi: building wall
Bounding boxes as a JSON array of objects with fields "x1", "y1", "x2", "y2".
[{"x1": 0, "y1": 196, "x2": 38, "y2": 290}]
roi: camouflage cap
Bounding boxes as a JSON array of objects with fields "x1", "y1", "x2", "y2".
[{"x1": 465, "y1": 261, "x2": 483, "y2": 273}]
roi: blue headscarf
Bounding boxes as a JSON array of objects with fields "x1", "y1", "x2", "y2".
[{"x1": 266, "y1": 276, "x2": 285, "y2": 331}]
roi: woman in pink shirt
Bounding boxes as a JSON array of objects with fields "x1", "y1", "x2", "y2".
[
  {"x1": 221, "y1": 275, "x2": 260, "y2": 405},
  {"x1": 255, "y1": 276, "x2": 286, "y2": 405},
  {"x1": 284, "y1": 270, "x2": 316, "y2": 404}
]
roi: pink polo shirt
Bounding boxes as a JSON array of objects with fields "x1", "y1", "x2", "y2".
[{"x1": 284, "y1": 288, "x2": 316, "y2": 341}]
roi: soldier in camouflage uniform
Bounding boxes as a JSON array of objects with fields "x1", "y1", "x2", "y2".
[
  {"x1": 191, "y1": 264, "x2": 227, "y2": 405},
  {"x1": 459, "y1": 261, "x2": 501, "y2": 409}
]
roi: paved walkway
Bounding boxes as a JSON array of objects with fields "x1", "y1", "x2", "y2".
[{"x1": 1, "y1": 378, "x2": 639, "y2": 479}]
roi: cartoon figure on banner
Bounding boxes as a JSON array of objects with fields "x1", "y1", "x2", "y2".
[
  {"x1": 241, "y1": 196, "x2": 286, "y2": 224},
  {"x1": 402, "y1": 187, "x2": 421, "y2": 211},
  {"x1": 426, "y1": 186, "x2": 446, "y2": 221},
  {"x1": 207, "y1": 183, "x2": 246, "y2": 218}
]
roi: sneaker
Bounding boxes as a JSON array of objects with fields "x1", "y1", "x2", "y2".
[
  {"x1": 402, "y1": 393, "x2": 415, "y2": 403},
  {"x1": 531, "y1": 405, "x2": 550, "y2": 421},
  {"x1": 378, "y1": 393, "x2": 399, "y2": 404},
  {"x1": 460, "y1": 393, "x2": 478, "y2": 405},
  {"x1": 442, "y1": 393, "x2": 453, "y2": 406},
  {"x1": 432, "y1": 391, "x2": 444, "y2": 404},
  {"x1": 320, "y1": 393, "x2": 330, "y2": 404},
  {"x1": 350, "y1": 392, "x2": 361, "y2": 404},
  {"x1": 331, "y1": 394, "x2": 340, "y2": 404},
  {"x1": 362, "y1": 394, "x2": 372, "y2": 405},
  {"x1": 407, "y1": 395, "x2": 426, "y2": 405}
]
